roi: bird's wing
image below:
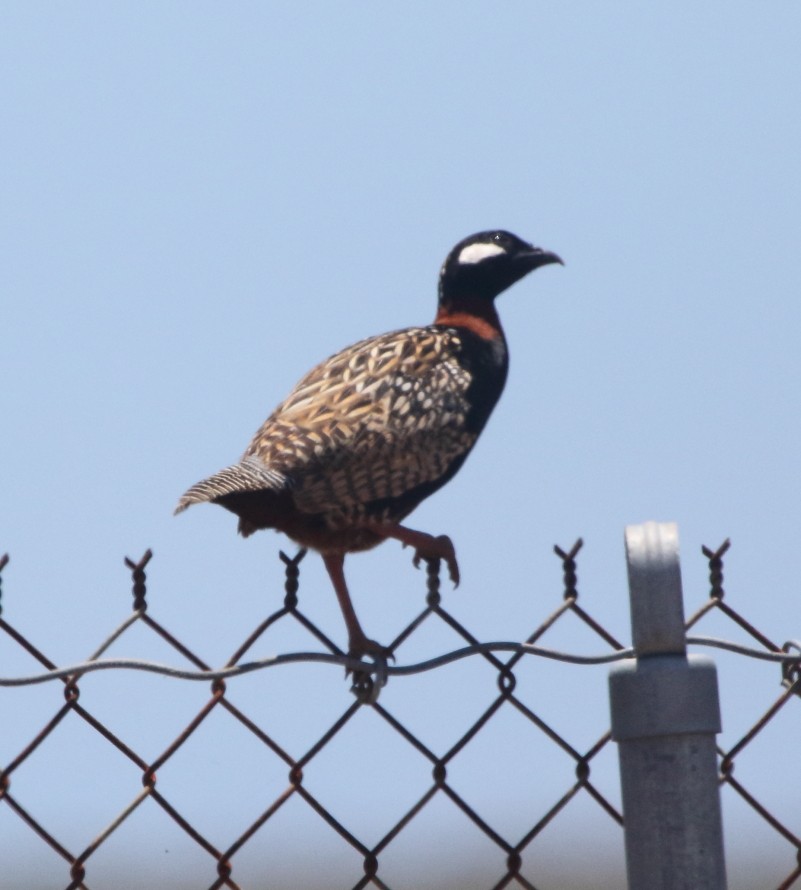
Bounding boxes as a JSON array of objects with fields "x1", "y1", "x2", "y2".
[{"x1": 243, "y1": 326, "x2": 478, "y2": 516}]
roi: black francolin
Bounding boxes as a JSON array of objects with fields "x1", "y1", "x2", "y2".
[{"x1": 176, "y1": 230, "x2": 562, "y2": 659}]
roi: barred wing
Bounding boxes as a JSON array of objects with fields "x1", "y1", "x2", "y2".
[{"x1": 243, "y1": 326, "x2": 478, "y2": 518}]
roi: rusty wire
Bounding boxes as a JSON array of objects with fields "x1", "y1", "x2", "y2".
[{"x1": 0, "y1": 542, "x2": 799, "y2": 889}]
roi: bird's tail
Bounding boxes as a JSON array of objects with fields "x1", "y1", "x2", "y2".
[{"x1": 174, "y1": 458, "x2": 288, "y2": 515}]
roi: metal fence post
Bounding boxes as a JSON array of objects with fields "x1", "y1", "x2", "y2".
[{"x1": 609, "y1": 521, "x2": 727, "y2": 890}]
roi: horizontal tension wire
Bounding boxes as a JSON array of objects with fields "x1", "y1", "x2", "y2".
[{"x1": 0, "y1": 637, "x2": 799, "y2": 687}]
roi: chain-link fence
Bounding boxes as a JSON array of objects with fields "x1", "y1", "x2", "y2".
[{"x1": 0, "y1": 531, "x2": 799, "y2": 890}]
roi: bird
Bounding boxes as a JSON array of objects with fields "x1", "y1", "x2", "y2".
[{"x1": 175, "y1": 230, "x2": 562, "y2": 660}]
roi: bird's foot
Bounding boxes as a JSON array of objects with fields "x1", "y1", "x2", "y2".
[
  {"x1": 410, "y1": 534, "x2": 460, "y2": 587},
  {"x1": 345, "y1": 633, "x2": 394, "y2": 673},
  {"x1": 367, "y1": 522, "x2": 461, "y2": 588},
  {"x1": 348, "y1": 635, "x2": 395, "y2": 662},
  {"x1": 346, "y1": 635, "x2": 394, "y2": 702}
]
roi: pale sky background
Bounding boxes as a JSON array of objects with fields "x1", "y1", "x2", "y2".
[{"x1": 2, "y1": 4, "x2": 801, "y2": 889}]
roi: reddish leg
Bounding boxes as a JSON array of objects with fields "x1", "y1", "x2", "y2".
[
  {"x1": 322, "y1": 552, "x2": 392, "y2": 659},
  {"x1": 371, "y1": 523, "x2": 460, "y2": 587}
]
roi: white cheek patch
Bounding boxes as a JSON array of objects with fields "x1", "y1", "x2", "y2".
[{"x1": 457, "y1": 241, "x2": 507, "y2": 265}]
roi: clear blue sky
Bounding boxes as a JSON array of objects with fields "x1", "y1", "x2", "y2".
[{"x1": 2, "y1": 4, "x2": 800, "y2": 888}]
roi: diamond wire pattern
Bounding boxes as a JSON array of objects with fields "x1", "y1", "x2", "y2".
[
  {"x1": 0, "y1": 541, "x2": 799, "y2": 888},
  {"x1": 686, "y1": 541, "x2": 801, "y2": 890},
  {"x1": 0, "y1": 543, "x2": 623, "y2": 889}
]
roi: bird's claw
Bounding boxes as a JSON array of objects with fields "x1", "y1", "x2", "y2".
[
  {"x1": 411, "y1": 534, "x2": 460, "y2": 587},
  {"x1": 345, "y1": 638, "x2": 394, "y2": 702},
  {"x1": 345, "y1": 637, "x2": 395, "y2": 677}
]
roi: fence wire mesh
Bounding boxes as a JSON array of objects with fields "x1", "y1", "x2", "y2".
[
  {"x1": 0, "y1": 541, "x2": 798, "y2": 889},
  {"x1": 686, "y1": 541, "x2": 801, "y2": 890}
]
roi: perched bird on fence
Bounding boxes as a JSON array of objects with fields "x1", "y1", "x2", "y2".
[{"x1": 175, "y1": 230, "x2": 562, "y2": 659}]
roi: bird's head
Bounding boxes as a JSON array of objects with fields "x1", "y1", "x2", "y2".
[{"x1": 438, "y1": 230, "x2": 562, "y2": 309}]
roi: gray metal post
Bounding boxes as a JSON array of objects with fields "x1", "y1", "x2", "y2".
[{"x1": 609, "y1": 521, "x2": 727, "y2": 890}]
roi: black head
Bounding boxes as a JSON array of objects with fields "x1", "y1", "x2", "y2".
[{"x1": 439, "y1": 230, "x2": 562, "y2": 307}]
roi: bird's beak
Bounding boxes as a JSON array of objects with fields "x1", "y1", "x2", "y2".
[{"x1": 522, "y1": 248, "x2": 564, "y2": 269}]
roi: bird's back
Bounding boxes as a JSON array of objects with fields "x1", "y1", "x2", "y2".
[{"x1": 176, "y1": 322, "x2": 508, "y2": 542}]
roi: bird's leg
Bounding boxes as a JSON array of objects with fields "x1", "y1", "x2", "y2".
[
  {"x1": 371, "y1": 523, "x2": 460, "y2": 587},
  {"x1": 321, "y1": 552, "x2": 393, "y2": 660}
]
